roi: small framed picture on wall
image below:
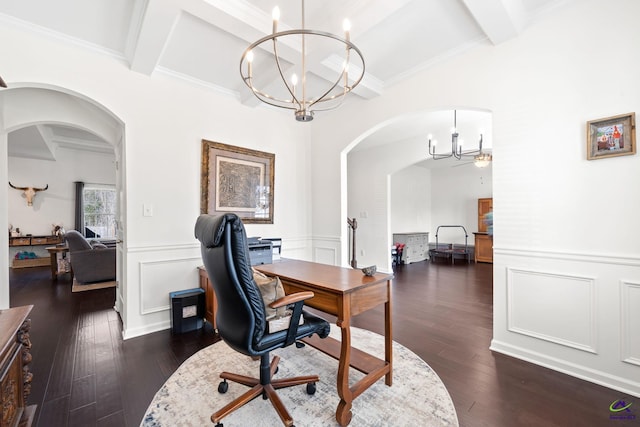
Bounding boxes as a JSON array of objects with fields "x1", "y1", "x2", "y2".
[{"x1": 586, "y1": 112, "x2": 636, "y2": 160}]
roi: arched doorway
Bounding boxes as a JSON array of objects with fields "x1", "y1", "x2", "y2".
[
  {"x1": 0, "y1": 84, "x2": 126, "y2": 316},
  {"x1": 342, "y1": 108, "x2": 492, "y2": 271}
]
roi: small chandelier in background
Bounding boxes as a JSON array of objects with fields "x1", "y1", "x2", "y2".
[
  {"x1": 427, "y1": 110, "x2": 491, "y2": 167},
  {"x1": 239, "y1": 0, "x2": 365, "y2": 122},
  {"x1": 473, "y1": 152, "x2": 492, "y2": 168}
]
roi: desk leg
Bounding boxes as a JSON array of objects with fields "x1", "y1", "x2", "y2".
[
  {"x1": 385, "y1": 279, "x2": 393, "y2": 386},
  {"x1": 336, "y1": 317, "x2": 353, "y2": 426}
]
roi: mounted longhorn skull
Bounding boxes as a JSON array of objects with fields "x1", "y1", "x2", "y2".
[{"x1": 9, "y1": 182, "x2": 49, "y2": 206}]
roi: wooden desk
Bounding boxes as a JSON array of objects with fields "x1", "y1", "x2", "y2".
[
  {"x1": 256, "y1": 259, "x2": 393, "y2": 426},
  {"x1": 198, "y1": 266, "x2": 218, "y2": 332}
]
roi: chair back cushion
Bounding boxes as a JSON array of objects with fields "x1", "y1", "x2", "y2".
[
  {"x1": 253, "y1": 268, "x2": 287, "y2": 320},
  {"x1": 65, "y1": 230, "x2": 92, "y2": 252},
  {"x1": 195, "y1": 214, "x2": 267, "y2": 354}
]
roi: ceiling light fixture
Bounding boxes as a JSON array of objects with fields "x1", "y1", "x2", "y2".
[
  {"x1": 427, "y1": 110, "x2": 491, "y2": 167},
  {"x1": 473, "y1": 153, "x2": 492, "y2": 168},
  {"x1": 239, "y1": 0, "x2": 365, "y2": 122}
]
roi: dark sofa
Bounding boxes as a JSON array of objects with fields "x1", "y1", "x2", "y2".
[{"x1": 65, "y1": 230, "x2": 116, "y2": 284}]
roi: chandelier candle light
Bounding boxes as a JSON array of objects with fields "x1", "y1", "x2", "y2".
[
  {"x1": 427, "y1": 110, "x2": 492, "y2": 167},
  {"x1": 240, "y1": 0, "x2": 365, "y2": 122}
]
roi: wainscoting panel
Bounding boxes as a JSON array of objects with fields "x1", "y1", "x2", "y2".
[
  {"x1": 507, "y1": 268, "x2": 597, "y2": 353},
  {"x1": 314, "y1": 247, "x2": 338, "y2": 265},
  {"x1": 494, "y1": 248, "x2": 640, "y2": 397},
  {"x1": 621, "y1": 281, "x2": 640, "y2": 366},
  {"x1": 280, "y1": 237, "x2": 311, "y2": 261},
  {"x1": 312, "y1": 235, "x2": 341, "y2": 266},
  {"x1": 139, "y1": 256, "x2": 202, "y2": 315}
]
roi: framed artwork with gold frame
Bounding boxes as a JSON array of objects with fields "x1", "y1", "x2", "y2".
[{"x1": 201, "y1": 140, "x2": 274, "y2": 224}]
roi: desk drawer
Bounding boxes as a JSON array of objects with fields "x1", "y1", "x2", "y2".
[
  {"x1": 350, "y1": 283, "x2": 389, "y2": 316},
  {"x1": 10, "y1": 237, "x2": 31, "y2": 246},
  {"x1": 280, "y1": 280, "x2": 340, "y2": 317}
]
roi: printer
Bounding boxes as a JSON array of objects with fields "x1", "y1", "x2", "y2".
[{"x1": 247, "y1": 237, "x2": 273, "y2": 265}]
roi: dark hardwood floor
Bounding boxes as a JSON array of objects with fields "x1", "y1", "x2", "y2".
[{"x1": 9, "y1": 262, "x2": 637, "y2": 427}]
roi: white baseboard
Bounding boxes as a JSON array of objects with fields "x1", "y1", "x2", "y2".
[
  {"x1": 490, "y1": 339, "x2": 640, "y2": 398},
  {"x1": 122, "y1": 320, "x2": 170, "y2": 340}
]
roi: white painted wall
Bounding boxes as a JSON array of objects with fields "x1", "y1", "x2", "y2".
[
  {"x1": 0, "y1": 21, "x2": 312, "y2": 338},
  {"x1": 430, "y1": 163, "x2": 493, "y2": 245},
  {"x1": 8, "y1": 148, "x2": 115, "y2": 236},
  {"x1": 0, "y1": 130, "x2": 7, "y2": 307},
  {"x1": 390, "y1": 165, "x2": 431, "y2": 235},
  {"x1": 312, "y1": 0, "x2": 640, "y2": 397},
  {"x1": 350, "y1": 149, "x2": 493, "y2": 267},
  {"x1": 347, "y1": 134, "x2": 433, "y2": 269},
  {"x1": 7, "y1": 148, "x2": 115, "y2": 262}
]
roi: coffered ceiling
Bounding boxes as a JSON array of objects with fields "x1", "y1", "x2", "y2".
[{"x1": 1, "y1": 0, "x2": 568, "y2": 160}]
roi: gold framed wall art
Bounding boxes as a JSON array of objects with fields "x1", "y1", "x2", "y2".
[{"x1": 201, "y1": 140, "x2": 274, "y2": 224}]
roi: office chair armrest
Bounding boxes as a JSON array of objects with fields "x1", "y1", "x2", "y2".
[
  {"x1": 270, "y1": 291, "x2": 316, "y2": 347},
  {"x1": 269, "y1": 291, "x2": 314, "y2": 309}
]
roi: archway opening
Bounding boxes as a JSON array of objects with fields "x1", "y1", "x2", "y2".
[
  {"x1": 343, "y1": 108, "x2": 492, "y2": 272},
  {"x1": 1, "y1": 84, "x2": 126, "y2": 317}
]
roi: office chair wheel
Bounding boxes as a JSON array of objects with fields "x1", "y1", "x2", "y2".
[
  {"x1": 218, "y1": 380, "x2": 228, "y2": 394},
  {"x1": 306, "y1": 382, "x2": 316, "y2": 395},
  {"x1": 295, "y1": 341, "x2": 305, "y2": 348}
]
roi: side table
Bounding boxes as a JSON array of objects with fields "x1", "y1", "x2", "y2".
[{"x1": 46, "y1": 246, "x2": 72, "y2": 280}]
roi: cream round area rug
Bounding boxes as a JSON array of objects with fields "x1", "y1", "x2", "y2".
[{"x1": 141, "y1": 325, "x2": 458, "y2": 427}]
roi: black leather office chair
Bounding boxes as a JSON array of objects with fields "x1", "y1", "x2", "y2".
[{"x1": 195, "y1": 213, "x2": 330, "y2": 427}]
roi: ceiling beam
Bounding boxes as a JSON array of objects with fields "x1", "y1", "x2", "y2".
[
  {"x1": 461, "y1": 0, "x2": 527, "y2": 45},
  {"x1": 126, "y1": 0, "x2": 182, "y2": 75}
]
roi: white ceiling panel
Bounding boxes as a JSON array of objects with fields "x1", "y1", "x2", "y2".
[
  {"x1": 0, "y1": 0, "x2": 567, "y2": 159},
  {"x1": 159, "y1": 12, "x2": 248, "y2": 89},
  {"x1": 0, "y1": 0, "x2": 135, "y2": 53}
]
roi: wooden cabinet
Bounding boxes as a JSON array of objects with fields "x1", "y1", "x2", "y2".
[
  {"x1": 198, "y1": 266, "x2": 217, "y2": 332},
  {"x1": 9, "y1": 237, "x2": 32, "y2": 246},
  {"x1": 393, "y1": 232, "x2": 429, "y2": 264},
  {"x1": 474, "y1": 233, "x2": 493, "y2": 263},
  {"x1": 9, "y1": 235, "x2": 62, "y2": 247},
  {"x1": 0, "y1": 305, "x2": 35, "y2": 427},
  {"x1": 477, "y1": 198, "x2": 493, "y2": 233},
  {"x1": 475, "y1": 197, "x2": 493, "y2": 263},
  {"x1": 10, "y1": 235, "x2": 63, "y2": 269}
]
